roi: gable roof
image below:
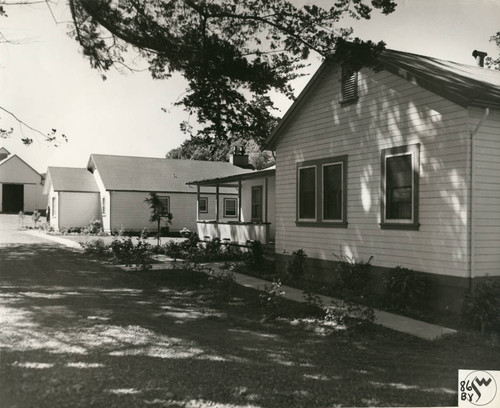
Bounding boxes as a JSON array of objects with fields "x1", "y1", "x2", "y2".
[
  {"x1": 45, "y1": 167, "x2": 99, "y2": 193},
  {"x1": 87, "y1": 154, "x2": 252, "y2": 193},
  {"x1": 0, "y1": 147, "x2": 10, "y2": 155},
  {"x1": 264, "y1": 48, "x2": 500, "y2": 150},
  {"x1": 0, "y1": 154, "x2": 41, "y2": 179}
]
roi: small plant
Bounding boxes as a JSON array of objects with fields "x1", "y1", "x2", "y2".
[
  {"x1": 144, "y1": 193, "x2": 173, "y2": 246},
  {"x1": 204, "y1": 237, "x2": 224, "y2": 261},
  {"x1": 163, "y1": 240, "x2": 184, "y2": 260},
  {"x1": 332, "y1": 247, "x2": 373, "y2": 298},
  {"x1": 260, "y1": 279, "x2": 285, "y2": 317},
  {"x1": 462, "y1": 278, "x2": 500, "y2": 335},
  {"x1": 303, "y1": 283, "x2": 323, "y2": 309},
  {"x1": 18, "y1": 211, "x2": 25, "y2": 229},
  {"x1": 383, "y1": 266, "x2": 432, "y2": 314},
  {"x1": 32, "y1": 210, "x2": 41, "y2": 228},
  {"x1": 287, "y1": 249, "x2": 308, "y2": 282}
]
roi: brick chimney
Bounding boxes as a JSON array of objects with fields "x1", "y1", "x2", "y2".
[
  {"x1": 229, "y1": 146, "x2": 253, "y2": 169},
  {"x1": 472, "y1": 50, "x2": 488, "y2": 67}
]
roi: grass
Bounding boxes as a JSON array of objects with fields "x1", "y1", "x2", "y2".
[{"x1": 1, "y1": 244, "x2": 499, "y2": 407}]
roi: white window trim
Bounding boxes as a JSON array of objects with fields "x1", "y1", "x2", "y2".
[
  {"x1": 298, "y1": 165, "x2": 317, "y2": 222},
  {"x1": 158, "y1": 195, "x2": 170, "y2": 215},
  {"x1": 322, "y1": 162, "x2": 344, "y2": 223},
  {"x1": 199, "y1": 196, "x2": 208, "y2": 213},
  {"x1": 223, "y1": 197, "x2": 237, "y2": 218}
]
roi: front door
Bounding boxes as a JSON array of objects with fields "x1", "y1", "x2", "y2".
[{"x1": 2, "y1": 184, "x2": 24, "y2": 213}]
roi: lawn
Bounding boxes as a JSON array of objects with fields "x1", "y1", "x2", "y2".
[{"x1": 1, "y1": 244, "x2": 499, "y2": 407}]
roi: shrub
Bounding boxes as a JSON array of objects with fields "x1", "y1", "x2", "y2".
[
  {"x1": 163, "y1": 241, "x2": 184, "y2": 260},
  {"x1": 324, "y1": 299, "x2": 375, "y2": 328},
  {"x1": 287, "y1": 249, "x2": 308, "y2": 282},
  {"x1": 180, "y1": 228, "x2": 199, "y2": 250},
  {"x1": 383, "y1": 266, "x2": 432, "y2": 314},
  {"x1": 83, "y1": 218, "x2": 103, "y2": 235},
  {"x1": 81, "y1": 239, "x2": 109, "y2": 258},
  {"x1": 462, "y1": 278, "x2": 500, "y2": 335},
  {"x1": 332, "y1": 248, "x2": 373, "y2": 297},
  {"x1": 245, "y1": 240, "x2": 265, "y2": 270}
]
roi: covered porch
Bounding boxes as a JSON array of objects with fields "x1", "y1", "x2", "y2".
[{"x1": 187, "y1": 167, "x2": 275, "y2": 245}]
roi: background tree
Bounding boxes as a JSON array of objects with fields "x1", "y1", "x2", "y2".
[
  {"x1": 486, "y1": 31, "x2": 500, "y2": 70},
  {"x1": 69, "y1": 0, "x2": 395, "y2": 150}
]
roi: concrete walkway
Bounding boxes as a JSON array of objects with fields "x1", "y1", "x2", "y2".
[{"x1": 20, "y1": 230, "x2": 458, "y2": 341}]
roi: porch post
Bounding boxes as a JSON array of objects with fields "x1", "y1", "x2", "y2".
[
  {"x1": 238, "y1": 180, "x2": 242, "y2": 222},
  {"x1": 215, "y1": 183, "x2": 219, "y2": 222},
  {"x1": 196, "y1": 185, "x2": 200, "y2": 221}
]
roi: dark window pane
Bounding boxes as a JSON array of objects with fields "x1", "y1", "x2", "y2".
[
  {"x1": 323, "y1": 164, "x2": 342, "y2": 220},
  {"x1": 386, "y1": 155, "x2": 412, "y2": 219},
  {"x1": 251, "y1": 186, "x2": 263, "y2": 221},
  {"x1": 299, "y1": 167, "x2": 316, "y2": 219}
]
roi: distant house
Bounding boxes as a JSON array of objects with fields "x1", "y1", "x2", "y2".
[
  {"x1": 44, "y1": 152, "x2": 251, "y2": 233},
  {"x1": 263, "y1": 48, "x2": 500, "y2": 312},
  {"x1": 188, "y1": 166, "x2": 275, "y2": 244},
  {"x1": 0, "y1": 147, "x2": 46, "y2": 214}
]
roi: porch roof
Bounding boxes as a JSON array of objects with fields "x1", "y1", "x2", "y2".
[{"x1": 187, "y1": 166, "x2": 275, "y2": 187}]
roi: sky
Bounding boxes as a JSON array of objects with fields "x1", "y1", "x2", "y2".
[{"x1": 0, "y1": 0, "x2": 499, "y2": 174}]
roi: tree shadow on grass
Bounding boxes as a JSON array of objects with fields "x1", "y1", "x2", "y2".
[{"x1": 0, "y1": 244, "x2": 494, "y2": 407}]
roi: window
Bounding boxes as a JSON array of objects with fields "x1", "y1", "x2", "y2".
[
  {"x1": 323, "y1": 162, "x2": 343, "y2": 221},
  {"x1": 251, "y1": 186, "x2": 263, "y2": 222},
  {"x1": 102, "y1": 197, "x2": 106, "y2": 216},
  {"x1": 51, "y1": 196, "x2": 56, "y2": 218},
  {"x1": 199, "y1": 197, "x2": 208, "y2": 213},
  {"x1": 158, "y1": 196, "x2": 170, "y2": 215},
  {"x1": 223, "y1": 198, "x2": 237, "y2": 218},
  {"x1": 298, "y1": 166, "x2": 316, "y2": 220},
  {"x1": 341, "y1": 65, "x2": 358, "y2": 104},
  {"x1": 297, "y1": 155, "x2": 347, "y2": 227},
  {"x1": 381, "y1": 144, "x2": 420, "y2": 230}
]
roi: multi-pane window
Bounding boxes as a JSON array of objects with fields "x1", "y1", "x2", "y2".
[
  {"x1": 251, "y1": 186, "x2": 263, "y2": 222},
  {"x1": 381, "y1": 144, "x2": 420, "y2": 230},
  {"x1": 297, "y1": 156, "x2": 347, "y2": 226},
  {"x1": 341, "y1": 65, "x2": 358, "y2": 104},
  {"x1": 199, "y1": 197, "x2": 208, "y2": 213},
  {"x1": 323, "y1": 163, "x2": 343, "y2": 221},
  {"x1": 158, "y1": 196, "x2": 170, "y2": 215},
  {"x1": 223, "y1": 198, "x2": 237, "y2": 218},
  {"x1": 298, "y1": 166, "x2": 316, "y2": 220},
  {"x1": 102, "y1": 197, "x2": 106, "y2": 216}
]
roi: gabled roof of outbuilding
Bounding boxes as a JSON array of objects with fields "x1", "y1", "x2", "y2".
[
  {"x1": 87, "y1": 154, "x2": 252, "y2": 193},
  {"x1": 45, "y1": 167, "x2": 99, "y2": 193},
  {"x1": 264, "y1": 48, "x2": 500, "y2": 150},
  {"x1": 0, "y1": 154, "x2": 41, "y2": 177}
]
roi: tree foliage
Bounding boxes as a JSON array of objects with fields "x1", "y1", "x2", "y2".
[
  {"x1": 486, "y1": 31, "x2": 500, "y2": 70},
  {"x1": 69, "y1": 0, "x2": 395, "y2": 147}
]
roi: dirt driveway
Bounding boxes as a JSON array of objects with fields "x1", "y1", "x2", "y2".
[{"x1": 0, "y1": 214, "x2": 54, "y2": 245}]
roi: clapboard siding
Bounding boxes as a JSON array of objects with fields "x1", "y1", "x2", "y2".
[
  {"x1": 275, "y1": 62, "x2": 470, "y2": 278},
  {"x1": 471, "y1": 107, "x2": 500, "y2": 277},
  {"x1": 59, "y1": 192, "x2": 100, "y2": 228}
]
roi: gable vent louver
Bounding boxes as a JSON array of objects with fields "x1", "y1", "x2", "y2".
[{"x1": 341, "y1": 65, "x2": 358, "y2": 104}]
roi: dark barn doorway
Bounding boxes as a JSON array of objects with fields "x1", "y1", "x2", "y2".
[{"x1": 2, "y1": 184, "x2": 24, "y2": 213}]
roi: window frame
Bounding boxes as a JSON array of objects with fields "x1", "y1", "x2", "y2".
[
  {"x1": 51, "y1": 196, "x2": 56, "y2": 218},
  {"x1": 251, "y1": 185, "x2": 263, "y2": 222},
  {"x1": 322, "y1": 161, "x2": 345, "y2": 223},
  {"x1": 223, "y1": 197, "x2": 237, "y2": 218},
  {"x1": 341, "y1": 65, "x2": 358, "y2": 105},
  {"x1": 157, "y1": 195, "x2": 170, "y2": 216},
  {"x1": 297, "y1": 165, "x2": 317, "y2": 222},
  {"x1": 296, "y1": 155, "x2": 348, "y2": 228},
  {"x1": 198, "y1": 196, "x2": 208, "y2": 213},
  {"x1": 380, "y1": 144, "x2": 420, "y2": 230},
  {"x1": 101, "y1": 196, "x2": 106, "y2": 216}
]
